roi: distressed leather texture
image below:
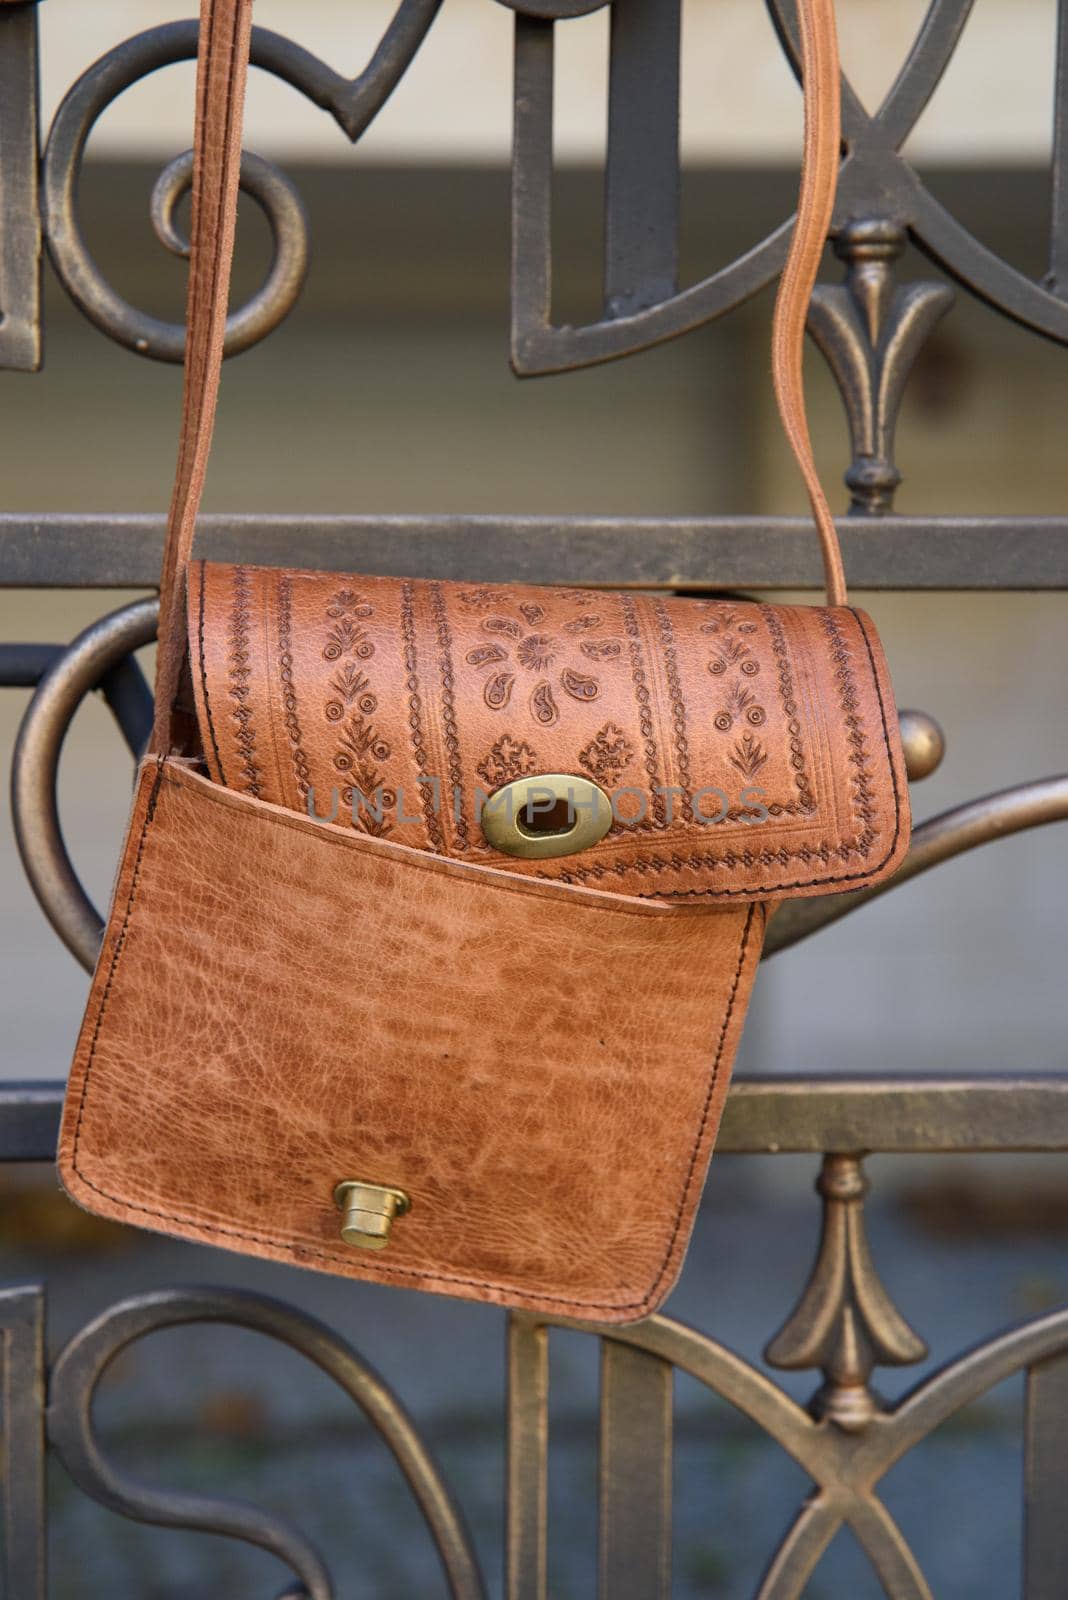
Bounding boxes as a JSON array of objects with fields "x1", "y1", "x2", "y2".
[
  {"x1": 60, "y1": 759, "x2": 764, "y2": 1320},
  {"x1": 189, "y1": 562, "x2": 909, "y2": 902}
]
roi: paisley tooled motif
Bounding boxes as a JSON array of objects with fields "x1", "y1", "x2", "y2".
[
  {"x1": 560, "y1": 667, "x2": 599, "y2": 702},
  {"x1": 484, "y1": 671, "x2": 515, "y2": 710},
  {"x1": 529, "y1": 681, "x2": 559, "y2": 727}
]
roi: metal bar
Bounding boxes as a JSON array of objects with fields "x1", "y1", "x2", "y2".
[
  {"x1": 0, "y1": 1084, "x2": 63, "y2": 1161},
  {"x1": 1024, "y1": 1351, "x2": 1068, "y2": 1598},
  {"x1": 507, "y1": 1315, "x2": 549, "y2": 1600},
  {"x1": 604, "y1": 0, "x2": 680, "y2": 317},
  {"x1": 718, "y1": 1075, "x2": 1068, "y2": 1154},
  {"x1": 1, "y1": 514, "x2": 1068, "y2": 590},
  {"x1": 0, "y1": 2, "x2": 40, "y2": 371},
  {"x1": 766, "y1": 773, "x2": 1068, "y2": 957},
  {"x1": 0, "y1": 644, "x2": 151, "y2": 755},
  {"x1": 511, "y1": 15, "x2": 555, "y2": 369},
  {"x1": 10, "y1": 1078, "x2": 1068, "y2": 1165},
  {"x1": 0, "y1": 1285, "x2": 46, "y2": 1599},
  {"x1": 598, "y1": 1341, "x2": 672, "y2": 1600},
  {"x1": 0, "y1": 643, "x2": 60, "y2": 686},
  {"x1": 1051, "y1": 0, "x2": 1068, "y2": 293},
  {"x1": 97, "y1": 656, "x2": 153, "y2": 756}
]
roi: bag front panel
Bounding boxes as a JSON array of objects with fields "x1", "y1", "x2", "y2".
[{"x1": 59, "y1": 758, "x2": 764, "y2": 1321}]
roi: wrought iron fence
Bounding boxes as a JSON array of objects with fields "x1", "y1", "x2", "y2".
[{"x1": 1, "y1": 1, "x2": 1067, "y2": 1595}]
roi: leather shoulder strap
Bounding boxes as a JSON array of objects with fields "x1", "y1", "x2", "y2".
[
  {"x1": 772, "y1": 0, "x2": 846, "y2": 608},
  {"x1": 151, "y1": 0, "x2": 845, "y2": 753},
  {"x1": 152, "y1": 0, "x2": 253, "y2": 753}
]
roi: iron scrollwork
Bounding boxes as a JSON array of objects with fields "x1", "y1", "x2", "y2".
[
  {"x1": 511, "y1": 1298, "x2": 1068, "y2": 1599},
  {"x1": 510, "y1": 0, "x2": 1068, "y2": 375},
  {"x1": 44, "y1": 1286, "x2": 486, "y2": 1600},
  {"x1": 40, "y1": 2, "x2": 445, "y2": 361}
]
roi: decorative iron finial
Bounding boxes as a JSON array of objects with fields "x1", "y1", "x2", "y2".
[
  {"x1": 765, "y1": 1153, "x2": 927, "y2": 1432},
  {"x1": 808, "y1": 219, "x2": 954, "y2": 514}
]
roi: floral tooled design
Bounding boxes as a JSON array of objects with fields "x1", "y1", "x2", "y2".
[
  {"x1": 516, "y1": 634, "x2": 556, "y2": 672},
  {"x1": 333, "y1": 713, "x2": 394, "y2": 838},
  {"x1": 713, "y1": 682, "x2": 766, "y2": 733},
  {"x1": 579, "y1": 723, "x2": 633, "y2": 786},
  {"x1": 325, "y1": 662, "x2": 377, "y2": 722},
  {"x1": 730, "y1": 733, "x2": 768, "y2": 779},
  {"x1": 707, "y1": 608, "x2": 767, "y2": 746},
  {"x1": 707, "y1": 637, "x2": 758, "y2": 676},
  {"x1": 477, "y1": 734, "x2": 539, "y2": 788},
  {"x1": 465, "y1": 598, "x2": 620, "y2": 724},
  {"x1": 459, "y1": 587, "x2": 508, "y2": 609},
  {"x1": 321, "y1": 589, "x2": 391, "y2": 837},
  {"x1": 323, "y1": 588, "x2": 375, "y2": 663}
]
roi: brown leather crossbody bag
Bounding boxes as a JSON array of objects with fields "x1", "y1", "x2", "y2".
[{"x1": 58, "y1": 0, "x2": 909, "y2": 1323}]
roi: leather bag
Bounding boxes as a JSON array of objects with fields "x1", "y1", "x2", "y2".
[{"x1": 58, "y1": 0, "x2": 910, "y2": 1323}]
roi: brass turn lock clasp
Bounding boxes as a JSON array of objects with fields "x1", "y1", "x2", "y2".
[
  {"x1": 334, "y1": 1181, "x2": 411, "y2": 1251},
  {"x1": 480, "y1": 773, "x2": 612, "y2": 859}
]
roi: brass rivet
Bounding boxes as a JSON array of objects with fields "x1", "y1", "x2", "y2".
[{"x1": 333, "y1": 1181, "x2": 411, "y2": 1251}]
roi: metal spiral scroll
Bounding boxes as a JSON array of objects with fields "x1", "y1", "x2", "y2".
[
  {"x1": 10, "y1": 598, "x2": 1068, "y2": 972},
  {"x1": 41, "y1": 1, "x2": 444, "y2": 361},
  {"x1": 46, "y1": 1286, "x2": 486, "y2": 1600}
]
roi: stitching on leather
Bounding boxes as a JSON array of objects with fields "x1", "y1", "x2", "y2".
[
  {"x1": 70, "y1": 756, "x2": 166, "y2": 1183},
  {"x1": 197, "y1": 560, "x2": 227, "y2": 783},
  {"x1": 68, "y1": 763, "x2": 756, "y2": 1315},
  {"x1": 621, "y1": 901, "x2": 759, "y2": 1312}
]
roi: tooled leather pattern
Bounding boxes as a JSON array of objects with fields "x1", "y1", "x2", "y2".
[
  {"x1": 190, "y1": 563, "x2": 910, "y2": 901},
  {"x1": 59, "y1": 760, "x2": 764, "y2": 1321}
]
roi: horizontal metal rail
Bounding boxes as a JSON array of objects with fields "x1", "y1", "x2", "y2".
[
  {"x1": 7, "y1": 1076, "x2": 1068, "y2": 1163},
  {"x1": 1, "y1": 514, "x2": 1067, "y2": 590}
]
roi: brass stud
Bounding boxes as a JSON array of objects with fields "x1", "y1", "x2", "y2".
[
  {"x1": 898, "y1": 708, "x2": 945, "y2": 782},
  {"x1": 333, "y1": 1181, "x2": 411, "y2": 1251}
]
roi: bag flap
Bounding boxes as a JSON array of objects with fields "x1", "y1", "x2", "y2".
[{"x1": 188, "y1": 562, "x2": 910, "y2": 903}]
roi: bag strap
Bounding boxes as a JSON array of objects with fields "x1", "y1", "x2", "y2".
[{"x1": 151, "y1": 0, "x2": 845, "y2": 754}]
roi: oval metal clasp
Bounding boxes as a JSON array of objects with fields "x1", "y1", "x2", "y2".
[{"x1": 480, "y1": 773, "x2": 612, "y2": 860}]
